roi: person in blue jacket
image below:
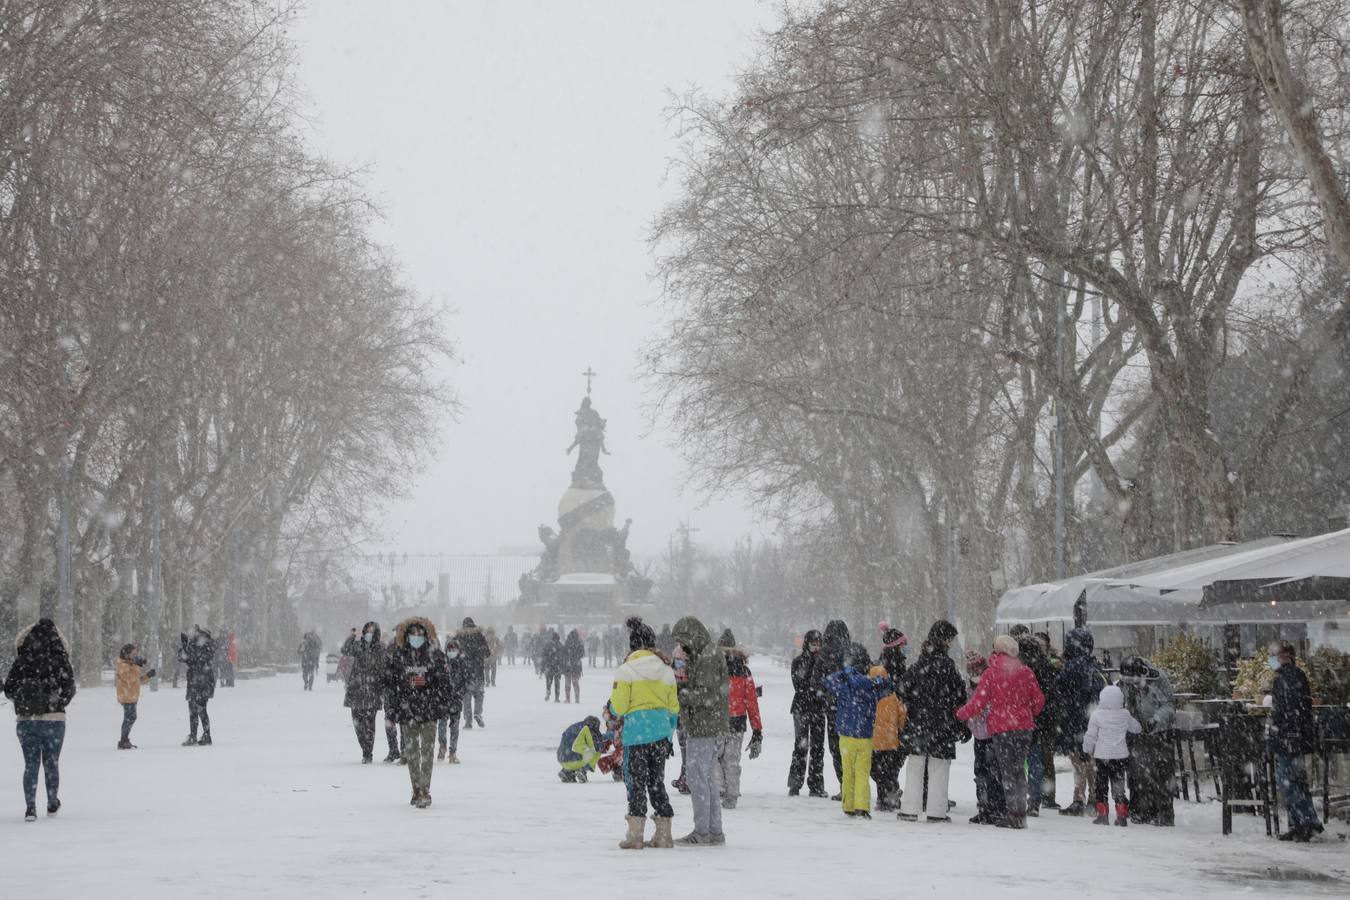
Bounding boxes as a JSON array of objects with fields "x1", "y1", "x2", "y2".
[
  {"x1": 558, "y1": 716, "x2": 608, "y2": 782},
  {"x1": 823, "y1": 644, "x2": 894, "y2": 818}
]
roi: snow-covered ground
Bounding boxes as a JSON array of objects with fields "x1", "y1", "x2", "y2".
[{"x1": 3, "y1": 655, "x2": 1346, "y2": 898}]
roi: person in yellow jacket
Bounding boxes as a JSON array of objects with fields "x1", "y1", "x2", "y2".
[
  {"x1": 558, "y1": 716, "x2": 607, "y2": 782},
  {"x1": 610, "y1": 617, "x2": 679, "y2": 850},
  {"x1": 870, "y1": 664, "x2": 907, "y2": 810},
  {"x1": 115, "y1": 644, "x2": 156, "y2": 749}
]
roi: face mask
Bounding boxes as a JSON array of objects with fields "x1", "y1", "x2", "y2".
[
  {"x1": 1267, "y1": 656, "x2": 1280, "y2": 671},
  {"x1": 363, "y1": 633, "x2": 374, "y2": 643},
  {"x1": 408, "y1": 635, "x2": 426, "y2": 649},
  {"x1": 447, "y1": 650, "x2": 460, "y2": 659},
  {"x1": 196, "y1": 636, "x2": 206, "y2": 645},
  {"x1": 674, "y1": 659, "x2": 687, "y2": 671}
]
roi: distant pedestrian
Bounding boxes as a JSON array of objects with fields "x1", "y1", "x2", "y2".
[
  {"x1": 224, "y1": 630, "x2": 238, "y2": 687},
  {"x1": 179, "y1": 626, "x2": 216, "y2": 746},
  {"x1": 115, "y1": 644, "x2": 155, "y2": 749},
  {"x1": 484, "y1": 626, "x2": 500, "y2": 687},
  {"x1": 298, "y1": 630, "x2": 321, "y2": 690},
  {"x1": 564, "y1": 629, "x2": 585, "y2": 702},
  {"x1": 342, "y1": 623, "x2": 385, "y2": 763},
  {"x1": 3, "y1": 619, "x2": 76, "y2": 822},
  {"x1": 586, "y1": 631, "x2": 600, "y2": 668},
  {"x1": 503, "y1": 626, "x2": 519, "y2": 666},
  {"x1": 457, "y1": 617, "x2": 489, "y2": 728},
  {"x1": 543, "y1": 630, "x2": 563, "y2": 702}
]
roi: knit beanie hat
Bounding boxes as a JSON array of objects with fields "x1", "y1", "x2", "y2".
[
  {"x1": 879, "y1": 621, "x2": 908, "y2": 650},
  {"x1": 992, "y1": 634, "x2": 1019, "y2": 657},
  {"x1": 718, "y1": 628, "x2": 737, "y2": 649},
  {"x1": 626, "y1": 616, "x2": 655, "y2": 652}
]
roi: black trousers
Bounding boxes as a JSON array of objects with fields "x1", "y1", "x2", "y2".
[
  {"x1": 825, "y1": 708, "x2": 843, "y2": 784},
  {"x1": 352, "y1": 709, "x2": 377, "y2": 758},
  {"x1": 1094, "y1": 758, "x2": 1128, "y2": 807},
  {"x1": 788, "y1": 710, "x2": 826, "y2": 793},
  {"x1": 974, "y1": 738, "x2": 1006, "y2": 816},
  {"x1": 1127, "y1": 734, "x2": 1175, "y2": 824},
  {"x1": 627, "y1": 740, "x2": 675, "y2": 818},
  {"x1": 872, "y1": 748, "x2": 903, "y2": 803},
  {"x1": 188, "y1": 699, "x2": 210, "y2": 738}
]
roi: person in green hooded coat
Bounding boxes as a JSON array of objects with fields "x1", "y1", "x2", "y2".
[{"x1": 671, "y1": 616, "x2": 729, "y2": 845}]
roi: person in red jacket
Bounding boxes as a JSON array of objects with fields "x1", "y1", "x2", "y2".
[
  {"x1": 717, "y1": 630, "x2": 763, "y2": 809},
  {"x1": 956, "y1": 634, "x2": 1044, "y2": 829}
]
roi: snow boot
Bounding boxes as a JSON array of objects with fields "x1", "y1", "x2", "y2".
[
  {"x1": 416, "y1": 792, "x2": 432, "y2": 809},
  {"x1": 1114, "y1": 803, "x2": 1129, "y2": 827},
  {"x1": 996, "y1": 813, "x2": 1027, "y2": 829},
  {"x1": 24, "y1": 806, "x2": 36, "y2": 822},
  {"x1": 808, "y1": 789, "x2": 829, "y2": 799},
  {"x1": 474, "y1": 715, "x2": 485, "y2": 728},
  {"x1": 788, "y1": 788, "x2": 800, "y2": 797},
  {"x1": 361, "y1": 755, "x2": 373, "y2": 764},
  {"x1": 1092, "y1": 802, "x2": 1109, "y2": 825},
  {"x1": 619, "y1": 815, "x2": 646, "y2": 850},
  {"x1": 671, "y1": 775, "x2": 690, "y2": 794},
  {"x1": 182, "y1": 735, "x2": 198, "y2": 747},
  {"x1": 447, "y1": 754, "x2": 460, "y2": 764},
  {"x1": 437, "y1": 745, "x2": 446, "y2": 761},
  {"x1": 645, "y1": 816, "x2": 674, "y2": 848},
  {"x1": 197, "y1": 733, "x2": 212, "y2": 746},
  {"x1": 1059, "y1": 801, "x2": 1085, "y2": 816},
  {"x1": 117, "y1": 739, "x2": 135, "y2": 750},
  {"x1": 46, "y1": 800, "x2": 60, "y2": 817}
]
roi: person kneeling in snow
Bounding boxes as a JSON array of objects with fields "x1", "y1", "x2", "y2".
[
  {"x1": 1082, "y1": 684, "x2": 1140, "y2": 826},
  {"x1": 558, "y1": 716, "x2": 607, "y2": 782}
]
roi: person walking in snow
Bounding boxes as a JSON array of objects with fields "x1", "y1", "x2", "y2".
[
  {"x1": 673, "y1": 616, "x2": 729, "y2": 846},
  {"x1": 484, "y1": 626, "x2": 501, "y2": 688},
  {"x1": 298, "y1": 630, "x2": 321, "y2": 691},
  {"x1": 586, "y1": 631, "x2": 600, "y2": 668},
  {"x1": 342, "y1": 622, "x2": 385, "y2": 763},
  {"x1": 456, "y1": 617, "x2": 489, "y2": 729},
  {"x1": 611, "y1": 617, "x2": 679, "y2": 849},
  {"x1": 384, "y1": 618, "x2": 451, "y2": 808},
  {"x1": 1082, "y1": 683, "x2": 1140, "y2": 826},
  {"x1": 503, "y1": 625, "x2": 519, "y2": 666},
  {"x1": 897, "y1": 620, "x2": 966, "y2": 822},
  {"x1": 115, "y1": 644, "x2": 155, "y2": 749},
  {"x1": 1054, "y1": 628, "x2": 1105, "y2": 816},
  {"x1": 717, "y1": 629, "x2": 763, "y2": 809},
  {"x1": 438, "y1": 635, "x2": 471, "y2": 764},
  {"x1": 823, "y1": 644, "x2": 894, "y2": 818},
  {"x1": 788, "y1": 629, "x2": 828, "y2": 798},
  {"x1": 179, "y1": 626, "x2": 217, "y2": 746},
  {"x1": 956, "y1": 634, "x2": 1044, "y2": 829},
  {"x1": 542, "y1": 630, "x2": 563, "y2": 701},
  {"x1": 564, "y1": 628, "x2": 585, "y2": 702},
  {"x1": 3, "y1": 619, "x2": 76, "y2": 822}
]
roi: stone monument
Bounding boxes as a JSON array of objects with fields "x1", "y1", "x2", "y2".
[{"x1": 518, "y1": 369, "x2": 652, "y2": 619}]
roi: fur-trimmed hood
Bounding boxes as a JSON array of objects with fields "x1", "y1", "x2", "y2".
[
  {"x1": 393, "y1": 617, "x2": 440, "y2": 648},
  {"x1": 16, "y1": 618, "x2": 70, "y2": 653}
]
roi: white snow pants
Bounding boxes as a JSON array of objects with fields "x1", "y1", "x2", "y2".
[{"x1": 900, "y1": 754, "x2": 951, "y2": 819}]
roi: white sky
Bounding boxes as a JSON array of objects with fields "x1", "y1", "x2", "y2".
[{"x1": 290, "y1": 0, "x2": 779, "y2": 557}]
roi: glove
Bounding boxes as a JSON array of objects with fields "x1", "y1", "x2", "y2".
[
  {"x1": 145, "y1": 668, "x2": 157, "y2": 679},
  {"x1": 958, "y1": 727, "x2": 973, "y2": 744},
  {"x1": 747, "y1": 731, "x2": 763, "y2": 760}
]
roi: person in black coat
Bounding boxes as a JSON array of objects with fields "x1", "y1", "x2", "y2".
[
  {"x1": 820, "y1": 619, "x2": 852, "y2": 794},
  {"x1": 438, "y1": 636, "x2": 472, "y2": 763},
  {"x1": 342, "y1": 622, "x2": 384, "y2": 763},
  {"x1": 179, "y1": 626, "x2": 216, "y2": 746},
  {"x1": 3, "y1": 619, "x2": 77, "y2": 820},
  {"x1": 788, "y1": 629, "x2": 828, "y2": 797},
  {"x1": 1053, "y1": 628, "x2": 1105, "y2": 815},
  {"x1": 563, "y1": 629, "x2": 585, "y2": 703},
  {"x1": 384, "y1": 618, "x2": 452, "y2": 808},
  {"x1": 543, "y1": 630, "x2": 564, "y2": 702},
  {"x1": 1268, "y1": 640, "x2": 1323, "y2": 841},
  {"x1": 1017, "y1": 634, "x2": 1058, "y2": 813},
  {"x1": 897, "y1": 620, "x2": 967, "y2": 821},
  {"x1": 456, "y1": 617, "x2": 490, "y2": 729}
]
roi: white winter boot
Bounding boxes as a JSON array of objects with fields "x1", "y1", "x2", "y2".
[
  {"x1": 619, "y1": 814, "x2": 646, "y2": 850},
  {"x1": 645, "y1": 816, "x2": 674, "y2": 848}
]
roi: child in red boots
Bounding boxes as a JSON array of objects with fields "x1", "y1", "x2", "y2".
[{"x1": 1082, "y1": 684, "x2": 1141, "y2": 826}]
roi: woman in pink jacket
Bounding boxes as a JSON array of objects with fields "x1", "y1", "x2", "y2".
[{"x1": 956, "y1": 635, "x2": 1044, "y2": 828}]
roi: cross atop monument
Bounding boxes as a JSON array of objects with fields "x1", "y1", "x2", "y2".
[{"x1": 582, "y1": 366, "x2": 598, "y2": 395}]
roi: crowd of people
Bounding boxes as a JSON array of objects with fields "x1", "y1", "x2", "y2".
[{"x1": 0, "y1": 612, "x2": 1328, "y2": 844}]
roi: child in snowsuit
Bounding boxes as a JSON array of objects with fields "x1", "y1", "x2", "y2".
[
  {"x1": 1082, "y1": 684, "x2": 1141, "y2": 826},
  {"x1": 558, "y1": 716, "x2": 607, "y2": 782},
  {"x1": 115, "y1": 644, "x2": 155, "y2": 749},
  {"x1": 717, "y1": 629, "x2": 763, "y2": 809},
  {"x1": 822, "y1": 644, "x2": 894, "y2": 818},
  {"x1": 869, "y1": 662, "x2": 907, "y2": 811}
]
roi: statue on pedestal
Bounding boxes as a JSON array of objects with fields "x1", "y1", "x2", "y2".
[{"x1": 565, "y1": 396, "x2": 609, "y2": 491}]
